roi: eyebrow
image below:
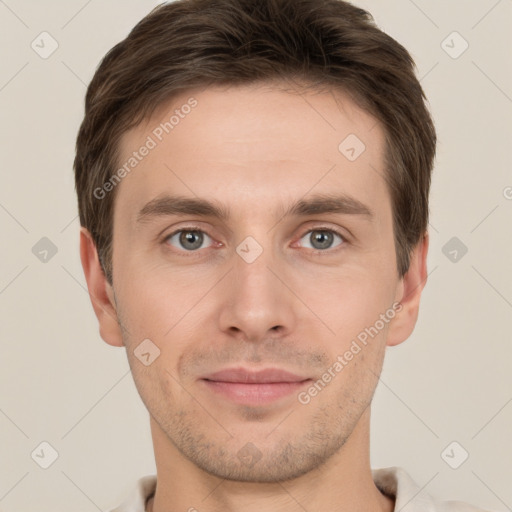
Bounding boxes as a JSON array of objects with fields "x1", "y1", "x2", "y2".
[{"x1": 136, "y1": 192, "x2": 374, "y2": 225}]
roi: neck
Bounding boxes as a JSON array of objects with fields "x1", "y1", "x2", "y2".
[{"x1": 146, "y1": 407, "x2": 394, "y2": 512}]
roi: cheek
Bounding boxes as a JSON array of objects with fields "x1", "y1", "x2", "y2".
[
  {"x1": 298, "y1": 265, "x2": 395, "y2": 337},
  {"x1": 115, "y1": 268, "x2": 211, "y2": 383},
  {"x1": 115, "y1": 265, "x2": 191, "y2": 339},
  {"x1": 124, "y1": 353, "x2": 179, "y2": 425}
]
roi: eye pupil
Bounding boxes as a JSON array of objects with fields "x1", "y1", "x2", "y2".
[
  {"x1": 311, "y1": 230, "x2": 333, "y2": 250},
  {"x1": 179, "y1": 230, "x2": 203, "y2": 250}
]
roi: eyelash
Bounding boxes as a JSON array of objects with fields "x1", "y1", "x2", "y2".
[{"x1": 161, "y1": 225, "x2": 348, "y2": 257}]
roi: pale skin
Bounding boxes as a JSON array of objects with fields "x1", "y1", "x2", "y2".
[{"x1": 80, "y1": 82, "x2": 429, "y2": 512}]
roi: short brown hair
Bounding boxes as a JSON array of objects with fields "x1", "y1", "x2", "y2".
[{"x1": 74, "y1": 0, "x2": 436, "y2": 285}]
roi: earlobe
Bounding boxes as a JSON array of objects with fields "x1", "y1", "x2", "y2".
[
  {"x1": 79, "y1": 227, "x2": 124, "y2": 347},
  {"x1": 386, "y1": 232, "x2": 429, "y2": 347}
]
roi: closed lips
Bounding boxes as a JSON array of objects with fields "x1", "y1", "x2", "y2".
[{"x1": 201, "y1": 367, "x2": 311, "y2": 383}]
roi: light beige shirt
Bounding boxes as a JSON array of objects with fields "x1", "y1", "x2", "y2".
[{"x1": 110, "y1": 467, "x2": 494, "y2": 512}]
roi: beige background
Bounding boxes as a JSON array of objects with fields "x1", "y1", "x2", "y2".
[{"x1": 1, "y1": 0, "x2": 511, "y2": 510}]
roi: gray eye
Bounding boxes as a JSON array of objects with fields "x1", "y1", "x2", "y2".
[
  {"x1": 167, "y1": 230, "x2": 212, "y2": 251},
  {"x1": 299, "y1": 230, "x2": 343, "y2": 251}
]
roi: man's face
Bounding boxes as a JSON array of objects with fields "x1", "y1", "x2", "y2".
[{"x1": 107, "y1": 83, "x2": 404, "y2": 481}]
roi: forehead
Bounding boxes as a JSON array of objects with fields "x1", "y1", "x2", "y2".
[{"x1": 114, "y1": 82, "x2": 388, "y2": 227}]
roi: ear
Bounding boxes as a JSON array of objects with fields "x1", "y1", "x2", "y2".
[
  {"x1": 79, "y1": 226, "x2": 124, "y2": 347},
  {"x1": 386, "y1": 231, "x2": 429, "y2": 347}
]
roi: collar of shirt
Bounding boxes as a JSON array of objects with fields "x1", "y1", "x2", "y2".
[{"x1": 109, "y1": 466, "x2": 490, "y2": 512}]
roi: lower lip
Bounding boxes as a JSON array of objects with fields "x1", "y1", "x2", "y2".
[{"x1": 201, "y1": 379, "x2": 311, "y2": 405}]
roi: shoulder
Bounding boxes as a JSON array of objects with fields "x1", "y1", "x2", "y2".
[
  {"x1": 109, "y1": 474, "x2": 157, "y2": 512},
  {"x1": 372, "y1": 466, "x2": 496, "y2": 512}
]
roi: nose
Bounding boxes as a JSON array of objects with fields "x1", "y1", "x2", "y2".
[{"x1": 217, "y1": 241, "x2": 298, "y2": 343}]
